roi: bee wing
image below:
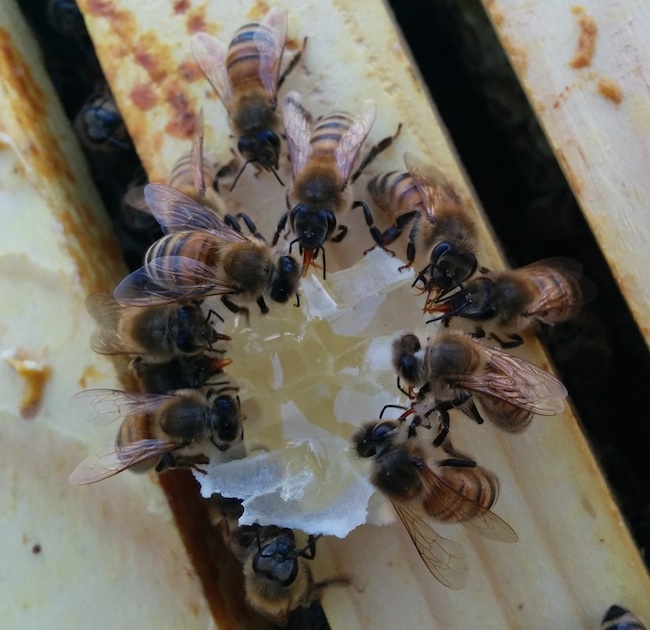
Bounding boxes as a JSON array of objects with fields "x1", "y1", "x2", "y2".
[
  {"x1": 282, "y1": 91, "x2": 313, "y2": 177},
  {"x1": 391, "y1": 501, "x2": 468, "y2": 589},
  {"x1": 254, "y1": 7, "x2": 287, "y2": 104},
  {"x1": 144, "y1": 184, "x2": 244, "y2": 241},
  {"x1": 75, "y1": 389, "x2": 175, "y2": 425},
  {"x1": 458, "y1": 347, "x2": 568, "y2": 415},
  {"x1": 68, "y1": 440, "x2": 178, "y2": 485},
  {"x1": 420, "y1": 465, "x2": 519, "y2": 543},
  {"x1": 114, "y1": 257, "x2": 238, "y2": 306},
  {"x1": 335, "y1": 99, "x2": 376, "y2": 183},
  {"x1": 85, "y1": 293, "x2": 143, "y2": 355},
  {"x1": 519, "y1": 257, "x2": 593, "y2": 318},
  {"x1": 191, "y1": 32, "x2": 233, "y2": 112},
  {"x1": 404, "y1": 152, "x2": 462, "y2": 221},
  {"x1": 191, "y1": 109, "x2": 207, "y2": 197}
]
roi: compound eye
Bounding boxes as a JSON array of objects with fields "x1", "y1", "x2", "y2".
[
  {"x1": 280, "y1": 255, "x2": 299, "y2": 275},
  {"x1": 259, "y1": 130, "x2": 280, "y2": 150},
  {"x1": 372, "y1": 422, "x2": 394, "y2": 441},
  {"x1": 431, "y1": 242, "x2": 451, "y2": 262}
]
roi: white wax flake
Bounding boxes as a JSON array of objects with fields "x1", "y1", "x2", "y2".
[
  {"x1": 195, "y1": 437, "x2": 376, "y2": 538},
  {"x1": 195, "y1": 249, "x2": 424, "y2": 538}
]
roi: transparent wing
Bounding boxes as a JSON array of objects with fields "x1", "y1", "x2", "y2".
[
  {"x1": 404, "y1": 152, "x2": 463, "y2": 221},
  {"x1": 392, "y1": 501, "x2": 468, "y2": 589},
  {"x1": 75, "y1": 389, "x2": 174, "y2": 425},
  {"x1": 191, "y1": 32, "x2": 233, "y2": 112},
  {"x1": 282, "y1": 91, "x2": 313, "y2": 177},
  {"x1": 191, "y1": 109, "x2": 206, "y2": 197},
  {"x1": 68, "y1": 440, "x2": 178, "y2": 485},
  {"x1": 458, "y1": 347, "x2": 568, "y2": 415},
  {"x1": 85, "y1": 293, "x2": 145, "y2": 355},
  {"x1": 122, "y1": 184, "x2": 149, "y2": 212},
  {"x1": 144, "y1": 184, "x2": 245, "y2": 241},
  {"x1": 335, "y1": 99, "x2": 376, "y2": 183},
  {"x1": 420, "y1": 465, "x2": 519, "y2": 543},
  {"x1": 254, "y1": 7, "x2": 287, "y2": 104},
  {"x1": 114, "y1": 257, "x2": 237, "y2": 306}
]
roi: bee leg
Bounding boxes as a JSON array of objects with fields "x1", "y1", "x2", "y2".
[
  {"x1": 438, "y1": 457, "x2": 477, "y2": 468},
  {"x1": 236, "y1": 212, "x2": 266, "y2": 241},
  {"x1": 256, "y1": 296, "x2": 270, "y2": 315},
  {"x1": 221, "y1": 296, "x2": 251, "y2": 326},
  {"x1": 293, "y1": 291, "x2": 300, "y2": 308},
  {"x1": 471, "y1": 326, "x2": 487, "y2": 340},
  {"x1": 273, "y1": 211, "x2": 289, "y2": 246},
  {"x1": 489, "y1": 332, "x2": 524, "y2": 349},
  {"x1": 353, "y1": 200, "x2": 396, "y2": 256},
  {"x1": 407, "y1": 415, "x2": 422, "y2": 438},
  {"x1": 351, "y1": 122, "x2": 403, "y2": 183},
  {"x1": 223, "y1": 214, "x2": 243, "y2": 233},
  {"x1": 278, "y1": 36, "x2": 308, "y2": 88},
  {"x1": 396, "y1": 376, "x2": 412, "y2": 398},
  {"x1": 156, "y1": 453, "x2": 178, "y2": 472},
  {"x1": 400, "y1": 241, "x2": 417, "y2": 273},
  {"x1": 379, "y1": 403, "x2": 409, "y2": 419},
  {"x1": 427, "y1": 404, "x2": 450, "y2": 447},
  {"x1": 330, "y1": 225, "x2": 348, "y2": 243}
]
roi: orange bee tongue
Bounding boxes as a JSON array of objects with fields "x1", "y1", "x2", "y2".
[
  {"x1": 302, "y1": 248, "x2": 317, "y2": 277},
  {"x1": 209, "y1": 357, "x2": 233, "y2": 372}
]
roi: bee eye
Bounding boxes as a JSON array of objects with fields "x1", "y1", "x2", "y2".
[
  {"x1": 258, "y1": 130, "x2": 280, "y2": 150},
  {"x1": 431, "y1": 242, "x2": 451, "y2": 262},
  {"x1": 372, "y1": 422, "x2": 394, "y2": 441}
]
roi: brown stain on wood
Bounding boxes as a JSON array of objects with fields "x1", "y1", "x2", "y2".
[
  {"x1": 597, "y1": 77, "x2": 623, "y2": 105},
  {"x1": 130, "y1": 83, "x2": 157, "y2": 110},
  {"x1": 186, "y1": 7, "x2": 207, "y2": 35},
  {"x1": 5, "y1": 353, "x2": 52, "y2": 419},
  {"x1": 570, "y1": 6, "x2": 598, "y2": 69},
  {"x1": 555, "y1": 148, "x2": 583, "y2": 196}
]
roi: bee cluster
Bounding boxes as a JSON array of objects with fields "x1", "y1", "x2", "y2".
[{"x1": 65, "y1": 6, "x2": 603, "y2": 626}]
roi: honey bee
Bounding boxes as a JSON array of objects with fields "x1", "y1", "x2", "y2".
[
  {"x1": 192, "y1": 8, "x2": 304, "y2": 187},
  {"x1": 367, "y1": 152, "x2": 478, "y2": 302},
  {"x1": 132, "y1": 354, "x2": 232, "y2": 394},
  {"x1": 231, "y1": 525, "x2": 348, "y2": 626},
  {"x1": 353, "y1": 417, "x2": 517, "y2": 588},
  {"x1": 86, "y1": 293, "x2": 228, "y2": 361},
  {"x1": 114, "y1": 184, "x2": 301, "y2": 315},
  {"x1": 275, "y1": 91, "x2": 397, "y2": 277},
  {"x1": 601, "y1": 605, "x2": 648, "y2": 630},
  {"x1": 74, "y1": 86, "x2": 132, "y2": 153},
  {"x1": 68, "y1": 386, "x2": 243, "y2": 485},
  {"x1": 392, "y1": 330, "x2": 567, "y2": 439},
  {"x1": 427, "y1": 258, "x2": 595, "y2": 347}
]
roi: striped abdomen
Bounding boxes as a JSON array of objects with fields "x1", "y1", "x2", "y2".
[
  {"x1": 476, "y1": 393, "x2": 533, "y2": 433},
  {"x1": 144, "y1": 232, "x2": 221, "y2": 287},
  {"x1": 310, "y1": 113, "x2": 355, "y2": 166},
  {"x1": 227, "y1": 20, "x2": 273, "y2": 94},
  {"x1": 368, "y1": 170, "x2": 423, "y2": 219},
  {"x1": 424, "y1": 464, "x2": 499, "y2": 523},
  {"x1": 116, "y1": 413, "x2": 158, "y2": 471}
]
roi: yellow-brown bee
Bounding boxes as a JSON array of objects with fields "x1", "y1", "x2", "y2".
[
  {"x1": 230, "y1": 525, "x2": 348, "y2": 626},
  {"x1": 427, "y1": 257, "x2": 595, "y2": 347},
  {"x1": 368, "y1": 152, "x2": 478, "y2": 302},
  {"x1": 392, "y1": 330, "x2": 567, "y2": 440},
  {"x1": 69, "y1": 386, "x2": 243, "y2": 484},
  {"x1": 192, "y1": 8, "x2": 303, "y2": 186},
  {"x1": 601, "y1": 605, "x2": 648, "y2": 630},
  {"x1": 353, "y1": 417, "x2": 517, "y2": 588},
  {"x1": 275, "y1": 91, "x2": 390, "y2": 277},
  {"x1": 114, "y1": 184, "x2": 301, "y2": 315},
  {"x1": 86, "y1": 293, "x2": 228, "y2": 361}
]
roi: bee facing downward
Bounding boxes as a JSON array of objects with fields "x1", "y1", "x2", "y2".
[
  {"x1": 192, "y1": 8, "x2": 304, "y2": 188},
  {"x1": 353, "y1": 417, "x2": 517, "y2": 588},
  {"x1": 368, "y1": 153, "x2": 478, "y2": 303},
  {"x1": 230, "y1": 525, "x2": 348, "y2": 626},
  {"x1": 114, "y1": 183, "x2": 301, "y2": 316},
  {"x1": 392, "y1": 330, "x2": 567, "y2": 441},
  {"x1": 274, "y1": 91, "x2": 388, "y2": 278},
  {"x1": 427, "y1": 257, "x2": 595, "y2": 347},
  {"x1": 69, "y1": 385, "x2": 244, "y2": 485}
]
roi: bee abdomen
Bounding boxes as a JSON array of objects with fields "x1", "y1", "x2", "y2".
[
  {"x1": 310, "y1": 114, "x2": 354, "y2": 156},
  {"x1": 227, "y1": 22, "x2": 269, "y2": 88},
  {"x1": 145, "y1": 233, "x2": 220, "y2": 284},
  {"x1": 368, "y1": 171, "x2": 421, "y2": 218},
  {"x1": 478, "y1": 394, "x2": 533, "y2": 433}
]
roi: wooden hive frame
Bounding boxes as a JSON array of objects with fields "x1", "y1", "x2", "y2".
[{"x1": 2, "y1": 0, "x2": 649, "y2": 628}]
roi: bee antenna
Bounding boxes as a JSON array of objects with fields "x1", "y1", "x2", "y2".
[
  {"x1": 269, "y1": 167, "x2": 284, "y2": 187},
  {"x1": 229, "y1": 160, "x2": 251, "y2": 192}
]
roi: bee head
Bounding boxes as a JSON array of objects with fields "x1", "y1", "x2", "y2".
[
  {"x1": 430, "y1": 242, "x2": 477, "y2": 290},
  {"x1": 238, "y1": 130, "x2": 281, "y2": 170},
  {"x1": 252, "y1": 530, "x2": 299, "y2": 586},
  {"x1": 353, "y1": 420, "x2": 399, "y2": 458},
  {"x1": 207, "y1": 393, "x2": 242, "y2": 450},
  {"x1": 391, "y1": 334, "x2": 425, "y2": 386},
  {"x1": 269, "y1": 255, "x2": 301, "y2": 303}
]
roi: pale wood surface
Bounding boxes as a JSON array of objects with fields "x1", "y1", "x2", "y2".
[
  {"x1": 73, "y1": 0, "x2": 650, "y2": 628},
  {"x1": 482, "y1": 0, "x2": 650, "y2": 346}
]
